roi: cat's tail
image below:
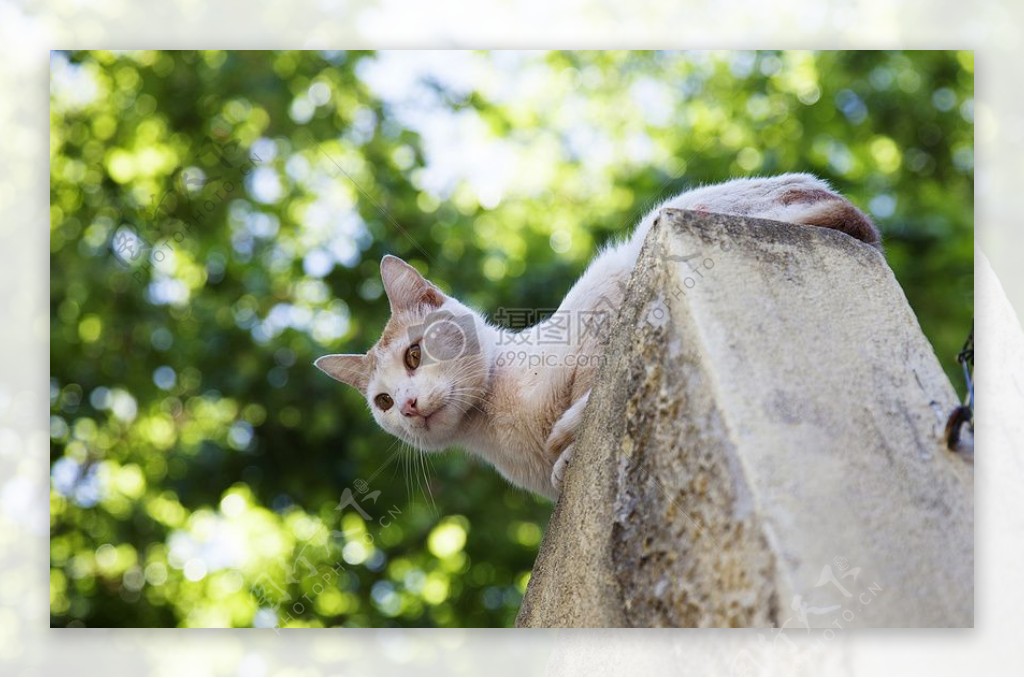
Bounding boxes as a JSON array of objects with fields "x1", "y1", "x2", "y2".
[{"x1": 782, "y1": 188, "x2": 883, "y2": 251}]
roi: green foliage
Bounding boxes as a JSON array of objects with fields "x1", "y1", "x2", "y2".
[{"x1": 50, "y1": 50, "x2": 973, "y2": 627}]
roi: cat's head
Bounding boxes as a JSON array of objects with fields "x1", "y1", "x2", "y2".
[{"x1": 315, "y1": 255, "x2": 493, "y2": 451}]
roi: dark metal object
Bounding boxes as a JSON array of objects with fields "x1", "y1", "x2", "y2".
[{"x1": 946, "y1": 325, "x2": 974, "y2": 455}]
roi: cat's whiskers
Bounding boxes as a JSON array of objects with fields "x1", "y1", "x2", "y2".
[
  {"x1": 392, "y1": 437, "x2": 438, "y2": 515},
  {"x1": 442, "y1": 362, "x2": 489, "y2": 416},
  {"x1": 405, "y1": 442, "x2": 419, "y2": 503},
  {"x1": 447, "y1": 394, "x2": 486, "y2": 417},
  {"x1": 398, "y1": 441, "x2": 412, "y2": 499},
  {"x1": 370, "y1": 434, "x2": 409, "y2": 486},
  {"x1": 416, "y1": 445, "x2": 438, "y2": 516},
  {"x1": 444, "y1": 390, "x2": 486, "y2": 418}
]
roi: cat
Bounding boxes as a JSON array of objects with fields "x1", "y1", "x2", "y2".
[{"x1": 315, "y1": 173, "x2": 881, "y2": 500}]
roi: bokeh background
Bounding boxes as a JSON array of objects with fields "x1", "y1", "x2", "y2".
[{"x1": 49, "y1": 50, "x2": 973, "y2": 628}]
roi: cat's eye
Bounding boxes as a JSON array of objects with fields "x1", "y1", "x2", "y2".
[
  {"x1": 404, "y1": 343, "x2": 421, "y2": 370},
  {"x1": 374, "y1": 394, "x2": 394, "y2": 411}
]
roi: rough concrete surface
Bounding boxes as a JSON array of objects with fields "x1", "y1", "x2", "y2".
[{"x1": 517, "y1": 209, "x2": 974, "y2": 628}]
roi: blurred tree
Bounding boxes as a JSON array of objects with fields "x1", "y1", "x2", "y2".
[{"x1": 49, "y1": 50, "x2": 973, "y2": 627}]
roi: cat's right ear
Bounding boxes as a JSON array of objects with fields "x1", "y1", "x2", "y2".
[
  {"x1": 314, "y1": 354, "x2": 369, "y2": 393},
  {"x1": 380, "y1": 255, "x2": 445, "y2": 312}
]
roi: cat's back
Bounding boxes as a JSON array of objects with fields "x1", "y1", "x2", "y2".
[{"x1": 559, "y1": 173, "x2": 880, "y2": 321}]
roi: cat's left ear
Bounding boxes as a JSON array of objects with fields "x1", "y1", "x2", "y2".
[
  {"x1": 315, "y1": 354, "x2": 370, "y2": 393},
  {"x1": 380, "y1": 255, "x2": 445, "y2": 312}
]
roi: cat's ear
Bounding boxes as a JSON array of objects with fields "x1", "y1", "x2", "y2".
[
  {"x1": 314, "y1": 354, "x2": 370, "y2": 393},
  {"x1": 380, "y1": 255, "x2": 445, "y2": 312}
]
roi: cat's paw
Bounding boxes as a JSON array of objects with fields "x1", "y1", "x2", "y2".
[
  {"x1": 545, "y1": 390, "x2": 590, "y2": 496},
  {"x1": 550, "y1": 443, "x2": 575, "y2": 495}
]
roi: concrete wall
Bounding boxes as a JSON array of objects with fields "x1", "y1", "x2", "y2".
[{"x1": 517, "y1": 209, "x2": 974, "y2": 628}]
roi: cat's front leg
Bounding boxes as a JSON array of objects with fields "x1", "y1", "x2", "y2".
[{"x1": 546, "y1": 390, "x2": 591, "y2": 495}]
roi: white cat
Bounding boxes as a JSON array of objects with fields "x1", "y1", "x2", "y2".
[{"x1": 315, "y1": 174, "x2": 881, "y2": 499}]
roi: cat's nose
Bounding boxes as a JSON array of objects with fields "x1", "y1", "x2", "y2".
[{"x1": 401, "y1": 398, "x2": 419, "y2": 417}]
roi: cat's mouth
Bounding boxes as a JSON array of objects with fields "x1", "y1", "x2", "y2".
[
  {"x1": 404, "y1": 387, "x2": 466, "y2": 437},
  {"x1": 410, "y1": 401, "x2": 447, "y2": 431}
]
